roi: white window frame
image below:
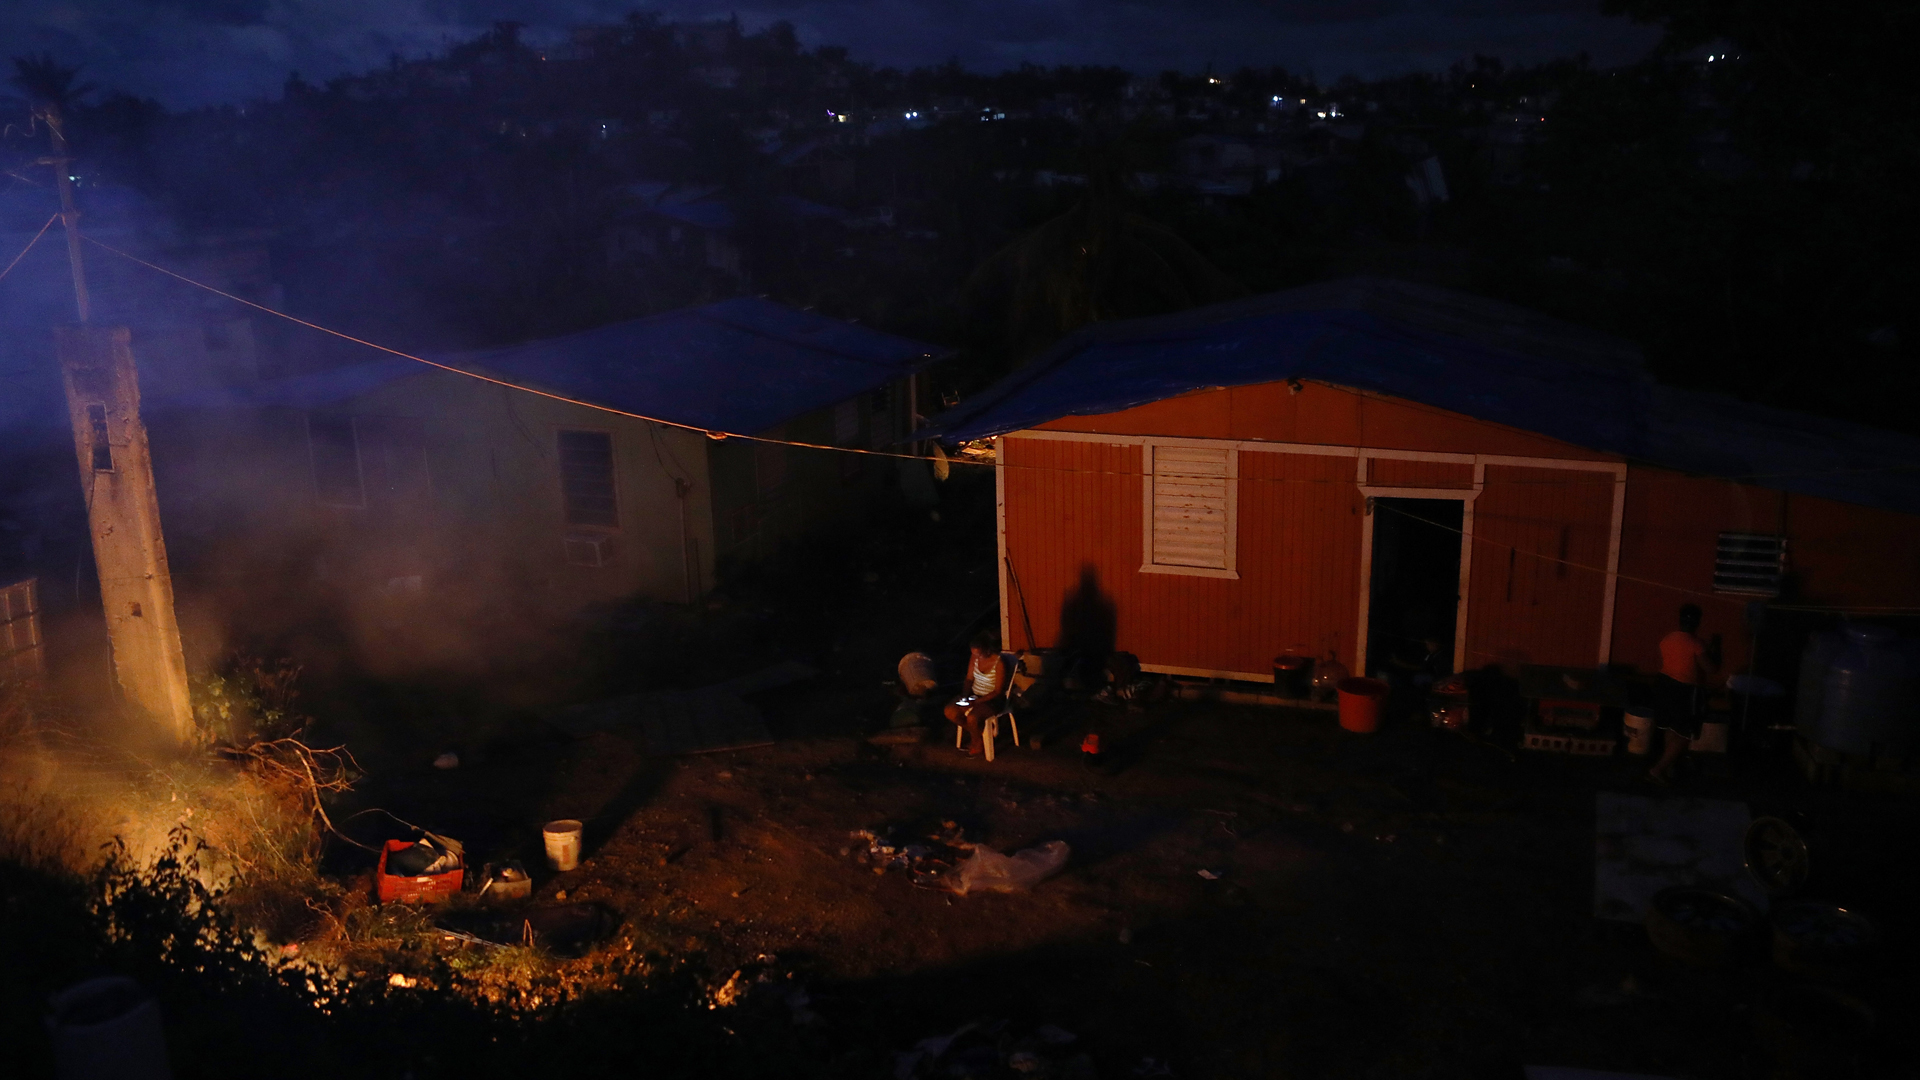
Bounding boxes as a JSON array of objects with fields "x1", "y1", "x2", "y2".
[
  {"x1": 307, "y1": 413, "x2": 365, "y2": 509},
  {"x1": 1140, "y1": 438, "x2": 1239, "y2": 579},
  {"x1": 556, "y1": 428, "x2": 620, "y2": 530}
]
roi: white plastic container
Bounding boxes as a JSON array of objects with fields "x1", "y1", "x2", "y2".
[
  {"x1": 1624, "y1": 710, "x2": 1655, "y2": 755},
  {"x1": 1691, "y1": 720, "x2": 1730, "y2": 754},
  {"x1": 48, "y1": 976, "x2": 171, "y2": 1080},
  {"x1": 896, "y1": 652, "x2": 938, "y2": 697},
  {"x1": 543, "y1": 819, "x2": 584, "y2": 871}
]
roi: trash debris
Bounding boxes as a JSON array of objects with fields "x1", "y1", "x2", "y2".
[
  {"x1": 376, "y1": 833, "x2": 465, "y2": 904},
  {"x1": 709, "y1": 969, "x2": 748, "y2": 1009},
  {"x1": 1035, "y1": 1024, "x2": 1077, "y2": 1046},
  {"x1": 895, "y1": 1021, "x2": 1091, "y2": 1080},
  {"x1": 1197, "y1": 868, "x2": 1222, "y2": 880},
  {"x1": 785, "y1": 987, "x2": 819, "y2": 1025},
  {"x1": 846, "y1": 822, "x2": 977, "y2": 886},
  {"x1": 951, "y1": 841, "x2": 1071, "y2": 895},
  {"x1": 386, "y1": 835, "x2": 463, "y2": 877},
  {"x1": 432, "y1": 751, "x2": 459, "y2": 769},
  {"x1": 1081, "y1": 732, "x2": 1101, "y2": 766},
  {"x1": 478, "y1": 860, "x2": 531, "y2": 902},
  {"x1": 435, "y1": 902, "x2": 615, "y2": 957}
]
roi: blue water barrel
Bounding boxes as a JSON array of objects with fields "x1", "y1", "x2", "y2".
[{"x1": 1815, "y1": 625, "x2": 1920, "y2": 755}]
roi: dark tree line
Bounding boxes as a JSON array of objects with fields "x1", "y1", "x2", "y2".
[{"x1": 3, "y1": 1, "x2": 1916, "y2": 431}]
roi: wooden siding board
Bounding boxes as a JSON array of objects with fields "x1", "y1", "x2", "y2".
[
  {"x1": 1014, "y1": 381, "x2": 1920, "y2": 688},
  {"x1": 1464, "y1": 464, "x2": 1615, "y2": 669},
  {"x1": 1369, "y1": 458, "x2": 1476, "y2": 489},
  {"x1": 1003, "y1": 436, "x2": 1364, "y2": 677},
  {"x1": 1609, "y1": 466, "x2": 1920, "y2": 678}
]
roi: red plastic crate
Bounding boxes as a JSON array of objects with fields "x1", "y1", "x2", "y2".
[{"x1": 375, "y1": 839, "x2": 464, "y2": 904}]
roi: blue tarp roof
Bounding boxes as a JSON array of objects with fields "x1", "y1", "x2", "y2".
[
  {"x1": 156, "y1": 297, "x2": 947, "y2": 434},
  {"x1": 929, "y1": 277, "x2": 1920, "y2": 517}
]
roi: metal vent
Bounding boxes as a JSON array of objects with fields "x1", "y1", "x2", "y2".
[{"x1": 1714, "y1": 532, "x2": 1787, "y2": 596}]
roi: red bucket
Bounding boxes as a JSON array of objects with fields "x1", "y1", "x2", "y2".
[{"x1": 1336, "y1": 677, "x2": 1389, "y2": 734}]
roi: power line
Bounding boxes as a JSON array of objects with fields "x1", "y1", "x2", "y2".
[
  {"x1": 1369, "y1": 499, "x2": 1920, "y2": 616},
  {"x1": 79, "y1": 234, "x2": 1920, "y2": 497},
  {"x1": 82, "y1": 234, "x2": 965, "y2": 468},
  {"x1": 58, "y1": 237, "x2": 1920, "y2": 618},
  {"x1": 0, "y1": 213, "x2": 57, "y2": 287}
]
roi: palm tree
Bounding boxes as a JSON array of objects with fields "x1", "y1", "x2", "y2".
[{"x1": 11, "y1": 52, "x2": 94, "y2": 119}]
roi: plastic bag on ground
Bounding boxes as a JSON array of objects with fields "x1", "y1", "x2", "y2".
[{"x1": 952, "y1": 841, "x2": 1070, "y2": 895}]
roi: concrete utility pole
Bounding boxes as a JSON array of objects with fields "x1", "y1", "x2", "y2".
[
  {"x1": 57, "y1": 328, "x2": 194, "y2": 740},
  {"x1": 44, "y1": 99, "x2": 91, "y2": 324},
  {"x1": 24, "y1": 68, "x2": 194, "y2": 741}
]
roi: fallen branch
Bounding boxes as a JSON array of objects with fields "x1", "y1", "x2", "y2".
[{"x1": 220, "y1": 738, "x2": 376, "y2": 853}]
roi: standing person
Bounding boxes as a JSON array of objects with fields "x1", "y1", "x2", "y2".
[
  {"x1": 1651, "y1": 603, "x2": 1719, "y2": 784},
  {"x1": 945, "y1": 630, "x2": 1007, "y2": 757}
]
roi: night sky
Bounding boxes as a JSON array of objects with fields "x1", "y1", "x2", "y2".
[{"x1": 7, "y1": 1, "x2": 1658, "y2": 108}]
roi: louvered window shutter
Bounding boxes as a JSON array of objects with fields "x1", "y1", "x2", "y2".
[{"x1": 1150, "y1": 445, "x2": 1234, "y2": 570}]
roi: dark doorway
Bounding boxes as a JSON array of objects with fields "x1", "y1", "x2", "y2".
[{"x1": 1366, "y1": 498, "x2": 1464, "y2": 680}]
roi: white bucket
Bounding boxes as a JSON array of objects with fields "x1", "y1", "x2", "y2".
[
  {"x1": 1624, "y1": 710, "x2": 1655, "y2": 756},
  {"x1": 1691, "y1": 720, "x2": 1730, "y2": 754},
  {"x1": 47, "y1": 976, "x2": 171, "y2": 1080},
  {"x1": 543, "y1": 819, "x2": 583, "y2": 871}
]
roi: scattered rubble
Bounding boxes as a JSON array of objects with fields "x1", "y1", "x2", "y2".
[{"x1": 895, "y1": 1020, "x2": 1095, "y2": 1080}]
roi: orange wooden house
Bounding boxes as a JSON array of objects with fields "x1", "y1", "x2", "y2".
[{"x1": 931, "y1": 279, "x2": 1920, "y2": 684}]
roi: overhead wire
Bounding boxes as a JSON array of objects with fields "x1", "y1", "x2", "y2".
[
  {"x1": 58, "y1": 234, "x2": 1920, "y2": 621},
  {"x1": 77, "y1": 234, "x2": 1920, "y2": 496},
  {"x1": 1369, "y1": 499, "x2": 1920, "y2": 616},
  {"x1": 82, "y1": 234, "x2": 967, "y2": 468},
  {"x1": 0, "y1": 212, "x2": 57, "y2": 287}
]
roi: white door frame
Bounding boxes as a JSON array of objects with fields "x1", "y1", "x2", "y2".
[{"x1": 1355, "y1": 456, "x2": 1485, "y2": 676}]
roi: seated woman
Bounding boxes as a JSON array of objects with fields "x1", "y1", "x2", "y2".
[{"x1": 945, "y1": 630, "x2": 1007, "y2": 756}]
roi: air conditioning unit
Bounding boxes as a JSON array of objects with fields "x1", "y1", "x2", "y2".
[{"x1": 564, "y1": 533, "x2": 615, "y2": 568}]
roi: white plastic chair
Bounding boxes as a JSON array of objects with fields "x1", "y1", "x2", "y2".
[{"x1": 953, "y1": 653, "x2": 1022, "y2": 761}]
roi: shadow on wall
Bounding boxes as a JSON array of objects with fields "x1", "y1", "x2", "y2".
[{"x1": 1058, "y1": 564, "x2": 1116, "y2": 682}]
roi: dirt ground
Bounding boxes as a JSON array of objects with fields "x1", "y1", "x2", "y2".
[
  {"x1": 320, "y1": 680, "x2": 1916, "y2": 1078},
  {"x1": 37, "y1": 474, "x2": 1899, "y2": 1078}
]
